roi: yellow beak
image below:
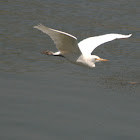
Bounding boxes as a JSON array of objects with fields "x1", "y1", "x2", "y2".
[{"x1": 96, "y1": 58, "x2": 109, "y2": 62}]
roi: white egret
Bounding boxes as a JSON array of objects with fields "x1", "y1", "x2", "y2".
[{"x1": 34, "y1": 24, "x2": 132, "y2": 68}]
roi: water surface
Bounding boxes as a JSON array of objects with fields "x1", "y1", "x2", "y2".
[{"x1": 0, "y1": 0, "x2": 140, "y2": 139}]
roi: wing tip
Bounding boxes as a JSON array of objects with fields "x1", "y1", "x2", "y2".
[
  {"x1": 127, "y1": 34, "x2": 132, "y2": 38},
  {"x1": 117, "y1": 33, "x2": 132, "y2": 39},
  {"x1": 33, "y1": 23, "x2": 44, "y2": 29}
]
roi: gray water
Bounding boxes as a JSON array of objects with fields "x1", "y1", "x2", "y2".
[{"x1": 0, "y1": 0, "x2": 140, "y2": 139}]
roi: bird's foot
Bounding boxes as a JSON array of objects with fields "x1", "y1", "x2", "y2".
[{"x1": 42, "y1": 50, "x2": 53, "y2": 55}]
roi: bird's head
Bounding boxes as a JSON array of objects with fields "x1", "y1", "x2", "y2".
[{"x1": 92, "y1": 55, "x2": 109, "y2": 63}]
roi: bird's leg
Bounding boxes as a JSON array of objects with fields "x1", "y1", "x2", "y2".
[
  {"x1": 42, "y1": 50, "x2": 53, "y2": 55},
  {"x1": 42, "y1": 50, "x2": 64, "y2": 57}
]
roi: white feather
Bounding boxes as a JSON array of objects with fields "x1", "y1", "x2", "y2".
[
  {"x1": 34, "y1": 24, "x2": 81, "y2": 55},
  {"x1": 78, "y1": 33, "x2": 132, "y2": 56}
]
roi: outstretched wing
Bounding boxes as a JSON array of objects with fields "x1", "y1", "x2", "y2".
[
  {"x1": 78, "y1": 33, "x2": 132, "y2": 56},
  {"x1": 34, "y1": 24, "x2": 81, "y2": 55}
]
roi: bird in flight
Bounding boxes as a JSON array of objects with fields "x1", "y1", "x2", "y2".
[{"x1": 34, "y1": 24, "x2": 132, "y2": 68}]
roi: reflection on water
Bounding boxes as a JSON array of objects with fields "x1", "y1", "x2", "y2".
[{"x1": 0, "y1": 0, "x2": 140, "y2": 140}]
